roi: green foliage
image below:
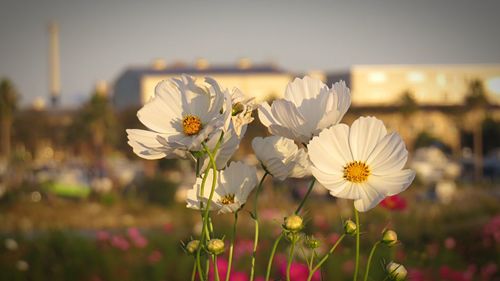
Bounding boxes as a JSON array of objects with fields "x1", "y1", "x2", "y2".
[
  {"x1": 0, "y1": 78, "x2": 19, "y2": 119},
  {"x1": 398, "y1": 90, "x2": 418, "y2": 116},
  {"x1": 464, "y1": 79, "x2": 489, "y2": 108},
  {"x1": 138, "y1": 176, "x2": 178, "y2": 207}
]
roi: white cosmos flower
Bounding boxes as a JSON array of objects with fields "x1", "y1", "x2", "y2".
[
  {"x1": 258, "y1": 76, "x2": 351, "y2": 144},
  {"x1": 252, "y1": 136, "x2": 311, "y2": 181},
  {"x1": 229, "y1": 88, "x2": 256, "y2": 137},
  {"x1": 308, "y1": 116, "x2": 415, "y2": 212},
  {"x1": 126, "y1": 75, "x2": 231, "y2": 160},
  {"x1": 187, "y1": 161, "x2": 258, "y2": 214},
  {"x1": 196, "y1": 88, "x2": 256, "y2": 172}
]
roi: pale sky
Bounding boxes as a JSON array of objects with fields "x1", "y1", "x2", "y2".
[{"x1": 1, "y1": 0, "x2": 500, "y2": 106}]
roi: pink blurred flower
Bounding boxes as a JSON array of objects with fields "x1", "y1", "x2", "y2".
[
  {"x1": 480, "y1": 262, "x2": 498, "y2": 281},
  {"x1": 163, "y1": 223, "x2": 174, "y2": 234},
  {"x1": 278, "y1": 261, "x2": 320, "y2": 281},
  {"x1": 380, "y1": 195, "x2": 407, "y2": 211},
  {"x1": 444, "y1": 237, "x2": 456, "y2": 250},
  {"x1": 408, "y1": 268, "x2": 426, "y2": 281},
  {"x1": 482, "y1": 215, "x2": 500, "y2": 247},
  {"x1": 132, "y1": 236, "x2": 149, "y2": 248},
  {"x1": 148, "y1": 250, "x2": 162, "y2": 264},
  {"x1": 234, "y1": 239, "x2": 254, "y2": 257},
  {"x1": 342, "y1": 260, "x2": 354, "y2": 274},
  {"x1": 327, "y1": 233, "x2": 341, "y2": 245},
  {"x1": 313, "y1": 215, "x2": 328, "y2": 231},
  {"x1": 96, "y1": 231, "x2": 110, "y2": 242},
  {"x1": 230, "y1": 271, "x2": 249, "y2": 281},
  {"x1": 440, "y1": 266, "x2": 472, "y2": 281},
  {"x1": 110, "y1": 235, "x2": 130, "y2": 251},
  {"x1": 127, "y1": 227, "x2": 141, "y2": 239},
  {"x1": 208, "y1": 258, "x2": 228, "y2": 281}
]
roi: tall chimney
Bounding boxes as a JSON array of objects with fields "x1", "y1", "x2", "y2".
[{"x1": 48, "y1": 21, "x2": 61, "y2": 107}]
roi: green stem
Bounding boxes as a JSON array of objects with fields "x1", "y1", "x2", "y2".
[
  {"x1": 191, "y1": 259, "x2": 197, "y2": 281},
  {"x1": 295, "y1": 178, "x2": 316, "y2": 214},
  {"x1": 286, "y1": 240, "x2": 297, "y2": 281},
  {"x1": 196, "y1": 140, "x2": 222, "y2": 281},
  {"x1": 213, "y1": 255, "x2": 220, "y2": 281},
  {"x1": 226, "y1": 213, "x2": 238, "y2": 281},
  {"x1": 363, "y1": 241, "x2": 380, "y2": 281},
  {"x1": 250, "y1": 172, "x2": 269, "y2": 281},
  {"x1": 307, "y1": 234, "x2": 346, "y2": 281},
  {"x1": 265, "y1": 233, "x2": 283, "y2": 281},
  {"x1": 353, "y1": 209, "x2": 360, "y2": 281}
]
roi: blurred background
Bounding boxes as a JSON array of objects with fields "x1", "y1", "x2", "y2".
[{"x1": 0, "y1": 1, "x2": 499, "y2": 280}]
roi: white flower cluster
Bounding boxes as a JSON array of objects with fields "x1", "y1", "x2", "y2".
[{"x1": 127, "y1": 75, "x2": 415, "y2": 213}]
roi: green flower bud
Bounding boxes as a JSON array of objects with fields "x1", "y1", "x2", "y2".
[
  {"x1": 386, "y1": 262, "x2": 407, "y2": 281},
  {"x1": 284, "y1": 215, "x2": 303, "y2": 233},
  {"x1": 207, "y1": 239, "x2": 225, "y2": 255},
  {"x1": 344, "y1": 219, "x2": 357, "y2": 235},
  {"x1": 185, "y1": 240, "x2": 200, "y2": 254},
  {"x1": 232, "y1": 102, "x2": 245, "y2": 116},
  {"x1": 304, "y1": 235, "x2": 320, "y2": 249},
  {"x1": 382, "y1": 229, "x2": 398, "y2": 247}
]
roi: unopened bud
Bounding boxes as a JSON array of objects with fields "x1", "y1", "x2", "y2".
[
  {"x1": 304, "y1": 235, "x2": 319, "y2": 249},
  {"x1": 207, "y1": 239, "x2": 225, "y2": 255},
  {"x1": 386, "y1": 262, "x2": 407, "y2": 281},
  {"x1": 284, "y1": 215, "x2": 303, "y2": 232},
  {"x1": 344, "y1": 219, "x2": 357, "y2": 235},
  {"x1": 232, "y1": 102, "x2": 245, "y2": 116},
  {"x1": 185, "y1": 240, "x2": 200, "y2": 254},
  {"x1": 382, "y1": 229, "x2": 398, "y2": 246}
]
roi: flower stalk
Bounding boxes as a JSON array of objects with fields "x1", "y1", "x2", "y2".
[
  {"x1": 265, "y1": 233, "x2": 283, "y2": 281},
  {"x1": 250, "y1": 171, "x2": 269, "y2": 281},
  {"x1": 307, "y1": 234, "x2": 346, "y2": 281},
  {"x1": 363, "y1": 241, "x2": 381, "y2": 281},
  {"x1": 295, "y1": 178, "x2": 316, "y2": 214},
  {"x1": 226, "y1": 212, "x2": 238, "y2": 281},
  {"x1": 353, "y1": 209, "x2": 360, "y2": 281}
]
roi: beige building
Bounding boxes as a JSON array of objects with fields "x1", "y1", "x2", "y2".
[
  {"x1": 350, "y1": 64, "x2": 500, "y2": 105},
  {"x1": 113, "y1": 59, "x2": 327, "y2": 109}
]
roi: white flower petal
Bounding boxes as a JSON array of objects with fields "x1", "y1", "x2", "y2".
[
  {"x1": 368, "y1": 169, "x2": 415, "y2": 196},
  {"x1": 331, "y1": 80, "x2": 351, "y2": 119},
  {"x1": 353, "y1": 183, "x2": 385, "y2": 212},
  {"x1": 367, "y1": 132, "x2": 409, "y2": 175},
  {"x1": 349, "y1": 116, "x2": 387, "y2": 161},
  {"x1": 284, "y1": 76, "x2": 326, "y2": 107},
  {"x1": 308, "y1": 124, "x2": 353, "y2": 173}
]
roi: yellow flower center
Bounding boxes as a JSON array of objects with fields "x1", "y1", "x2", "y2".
[
  {"x1": 219, "y1": 194, "x2": 235, "y2": 205},
  {"x1": 343, "y1": 161, "x2": 370, "y2": 183},
  {"x1": 182, "y1": 115, "x2": 202, "y2": 136}
]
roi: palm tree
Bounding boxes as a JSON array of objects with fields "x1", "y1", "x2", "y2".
[
  {"x1": 464, "y1": 79, "x2": 489, "y2": 181},
  {"x1": 0, "y1": 78, "x2": 19, "y2": 165},
  {"x1": 398, "y1": 90, "x2": 419, "y2": 153}
]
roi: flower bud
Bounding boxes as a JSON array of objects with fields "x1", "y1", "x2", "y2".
[
  {"x1": 344, "y1": 219, "x2": 357, "y2": 235},
  {"x1": 207, "y1": 239, "x2": 225, "y2": 255},
  {"x1": 382, "y1": 229, "x2": 398, "y2": 246},
  {"x1": 386, "y1": 262, "x2": 407, "y2": 281},
  {"x1": 232, "y1": 102, "x2": 245, "y2": 116},
  {"x1": 185, "y1": 240, "x2": 200, "y2": 254},
  {"x1": 304, "y1": 235, "x2": 320, "y2": 249},
  {"x1": 284, "y1": 215, "x2": 303, "y2": 232}
]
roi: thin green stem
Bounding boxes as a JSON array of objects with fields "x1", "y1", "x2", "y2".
[
  {"x1": 196, "y1": 140, "x2": 222, "y2": 281},
  {"x1": 191, "y1": 260, "x2": 197, "y2": 281},
  {"x1": 265, "y1": 233, "x2": 283, "y2": 281},
  {"x1": 307, "y1": 234, "x2": 346, "y2": 281},
  {"x1": 286, "y1": 240, "x2": 297, "y2": 281},
  {"x1": 213, "y1": 255, "x2": 220, "y2": 281},
  {"x1": 226, "y1": 213, "x2": 238, "y2": 281},
  {"x1": 363, "y1": 241, "x2": 380, "y2": 281},
  {"x1": 295, "y1": 178, "x2": 316, "y2": 214},
  {"x1": 353, "y1": 209, "x2": 360, "y2": 281},
  {"x1": 250, "y1": 172, "x2": 269, "y2": 281}
]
